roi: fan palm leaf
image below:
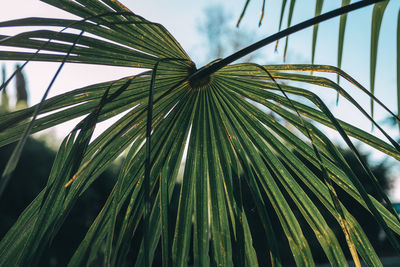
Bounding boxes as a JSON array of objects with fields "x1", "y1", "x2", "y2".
[{"x1": 0, "y1": 0, "x2": 399, "y2": 266}]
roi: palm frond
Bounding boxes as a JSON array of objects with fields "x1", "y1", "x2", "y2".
[{"x1": 0, "y1": 0, "x2": 399, "y2": 266}]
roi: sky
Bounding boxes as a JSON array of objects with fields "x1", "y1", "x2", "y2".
[{"x1": 0, "y1": 0, "x2": 400, "y2": 198}]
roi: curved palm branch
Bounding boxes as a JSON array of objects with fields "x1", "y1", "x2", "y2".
[{"x1": 0, "y1": 0, "x2": 399, "y2": 266}]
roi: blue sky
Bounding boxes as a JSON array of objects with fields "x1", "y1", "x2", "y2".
[{"x1": 0, "y1": 0, "x2": 399, "y2": 198}]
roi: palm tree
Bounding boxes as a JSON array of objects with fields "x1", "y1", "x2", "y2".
[{"x1": 0, "y1": 0, "x2": 399, "y2": 266}]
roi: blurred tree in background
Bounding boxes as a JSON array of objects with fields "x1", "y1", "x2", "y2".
[{"x1": 197, "y1": 5, "x2": 257, "y2": 63}]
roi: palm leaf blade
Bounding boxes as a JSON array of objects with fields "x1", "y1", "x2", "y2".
[
  {"x1": 370, "y1": 1, "x2": 389, "y2": 118},
  {"x1": 1, "y1": 1, "x2": 399, "y2": 266},
  {"x1": 337, "y1": 0, "x2": 350, "y2": 85},
  {"x1": 311, "y1": 0, "x2": 324, "y2": 64}
]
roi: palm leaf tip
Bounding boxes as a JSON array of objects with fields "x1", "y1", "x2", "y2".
[{"x1": 370, "y1": 1, "x2": 389, "y2": 119}]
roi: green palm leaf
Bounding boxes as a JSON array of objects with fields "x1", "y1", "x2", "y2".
[
  {"x1": 370, "y1": 1, "x2": 389, "y2": 119},
  {"x1": 398, "y1": 10, "x2": 400, "y2": 131},
  {"x1": 0, "y1": 0, "x2": 399, "y2": 266},
  {"x1": 337, "y1": 0, "x2": 350, "y2": 85},
  {"x1": 311, "y1": 0, "x2": 324, "y2": 64}
]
